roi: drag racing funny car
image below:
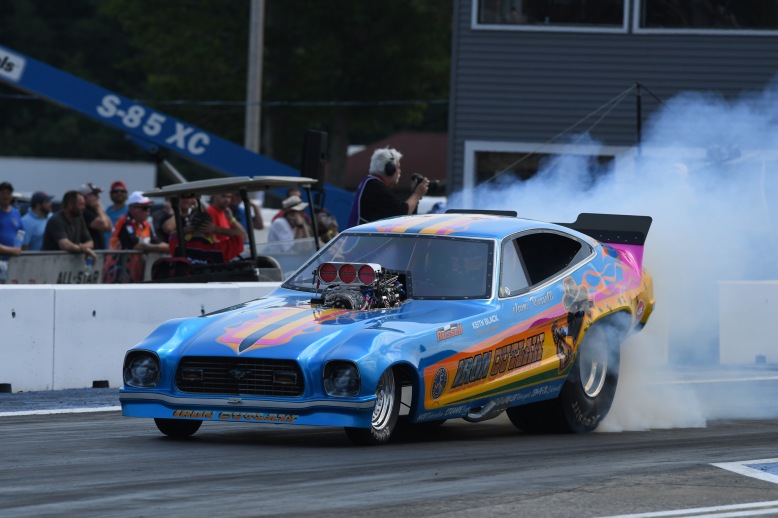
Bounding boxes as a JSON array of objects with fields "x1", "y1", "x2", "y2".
[{"x1": 120, "y1": 210, "x2": 654, "y2": 445}]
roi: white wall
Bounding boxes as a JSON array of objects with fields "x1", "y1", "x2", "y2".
[
  {"x1": 0, "y1": 283, "x2": 278, "y2": 392},
  {"x1": 719, "y1": 281, "x2": 778, "y2": 365},
  {"x1": 1, "y1": 157, "x2": 156, "y2": 200}
]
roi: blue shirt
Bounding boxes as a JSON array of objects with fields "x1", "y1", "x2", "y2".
[
  {"x1": 105, "y1": 204, "x2": 128, "y2": 244},
  {"x1": 0, "y1": 206, "x2": 23, "y2": 247},
  {"x1": 21, "y1": 210, "x2": 51, "y2": 251}
]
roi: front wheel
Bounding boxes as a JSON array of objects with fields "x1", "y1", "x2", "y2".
[
  {"x1": 344, "y1": 368, "x2": 401, "y2": 445},
  {"x1": 507, "y1": 322, "x2": 620, "y2": 434},
  {"x1": 154, "y1": 418, "x2": 202, "y2": 438}
]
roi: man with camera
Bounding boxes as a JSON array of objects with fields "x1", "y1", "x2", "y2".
[{"x1": 346, "y1": 147, "x2": 429, "y2": 228}]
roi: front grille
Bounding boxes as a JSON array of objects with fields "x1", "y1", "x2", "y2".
[{"x1": 175, "y1": 357, "x2": 304, "y2": 396}]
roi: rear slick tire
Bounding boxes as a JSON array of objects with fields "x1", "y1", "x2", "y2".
[
  {"x1": 507, "y1": 322, "x2": 620, "y2": 434},
  {"x1": 345, "y1": 368, "x2": 401, "y2": 445}
]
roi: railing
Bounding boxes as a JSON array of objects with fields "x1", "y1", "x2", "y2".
[
  {"x1": 2, "y1": 250, "x2": 166, "y2": 284},
  {"x1": 1, "y1": 239, "x2": 317, "y2": 284}
]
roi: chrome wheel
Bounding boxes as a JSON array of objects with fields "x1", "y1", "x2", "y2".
[
  {"x1": 578, "y1": 337, "x2": 608, "y2": 398},
  {"x1": 371, "y1": 368, "x2": 396, "y2": 431}
]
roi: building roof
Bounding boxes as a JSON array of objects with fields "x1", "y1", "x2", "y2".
[{"x1": 344, "y1": 132, "x2": 447, "y2": 190}]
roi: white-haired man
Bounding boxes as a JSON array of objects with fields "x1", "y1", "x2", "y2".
[{"x1": 346, "y1": 147, "x2": 428, "y2": 228}]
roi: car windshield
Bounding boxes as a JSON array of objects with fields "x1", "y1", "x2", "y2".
[{"x1": 283, "y1": 233, "x2": 493, "y2": 299}]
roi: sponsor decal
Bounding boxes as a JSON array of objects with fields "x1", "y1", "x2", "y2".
[
  {"x1": 472, "y1": 315, "x2": 499, "y2": 329},
  {"x1": 431, "y1": 367, "x2": 448, "y2": 400},
  {"x1": 512, "y1": 301, "x2": 529, "y2": 314},
  {"x1": 511, "y1": 290, "x2": 554, "y2": 314},
  {"x1": 530, "y1": 290, "x2": 554, "y2": 306},
  {"x1": 0, "y1": 48, "x2": 25, "y2": 82},
  {"x1": 450, "y1": 351, "x2": 492, "y2": 388},
  {"x1": 172, "y1": 410, "x2": 215, "y2": 419},
  {"x1": 218, "y1": 412, "x2": 298, "y2": 423},
  {"x1": 489, "y1": 332, "x2": 544, "y2": 377},
  {"x1": 636, "y1": 299, "x2": 645, "y2": 319},
  {"x1": 437, "y1": 323, "x2": 463, "y2": 342}
]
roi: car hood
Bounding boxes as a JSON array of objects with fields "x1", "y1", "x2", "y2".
[{"x1": 178, "y1": 290, "x2": 494, "y2": 360}]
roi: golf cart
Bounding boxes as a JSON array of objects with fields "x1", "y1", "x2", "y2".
[{"x1": 143, "y1": 175, "x2": 319, "y2": 283}]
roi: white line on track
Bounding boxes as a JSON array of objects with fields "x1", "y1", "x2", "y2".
[
  {"x1": 0, "y1": 406, "x2": 121, "y2": 417},
  {"x1": 599, "y1": 500, "x2": 778, "y2": 517}
]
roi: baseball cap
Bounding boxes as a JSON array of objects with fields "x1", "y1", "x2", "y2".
[
  {"x1": 127, "y1": 191, "x2": 153, "y2": 206},
  {"x1": 0, "y1": 181, "x2": 13, "y2": 192},
  {"x1": 111, "y1": 180, "x2": 127, "y2": 191},
  {"x1": 31, "y1": 191, "x2": 54, "y2": 205},
  {"x1": 79, "y1": 183, "x2": 102, "y2": 195},
  {"x1": 282, "y1": 195, "x2": 308, "y2": 212}
]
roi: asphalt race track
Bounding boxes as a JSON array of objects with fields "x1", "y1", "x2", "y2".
[{"x1": 1, "y1": 390, "x2": 778, "y2": 517}]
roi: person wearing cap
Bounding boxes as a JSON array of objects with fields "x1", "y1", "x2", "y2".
[
  {"x1": 41, "y1": 190, "x2": 96, "y2": 261},
  {"x1": 79, "y1": 183, "x2": 112, "y2": 250},
  {"x1": 0, "y1": 181, "x2": 24, "y2": 260},
  {"x1": 109, "y1": 191, "x2": 169, "y2": 254},
  {"x1": 346, "y1": 147, "x2": 428, "y2": 229},
  {"x1": 267, "y1": 195, "x2": 312, "y2": 251},
  {"x1": 21, "y1": 191, "x2": 54, "y2": 251},
  {"x1": 105, "y1": 180, "x2": 129, "y2": 245},
  {"x1": 206, "y1": 193, "x2": 246, "y2": 254}
]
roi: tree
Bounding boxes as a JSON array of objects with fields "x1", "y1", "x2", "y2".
[{"x1": 1, "y1": 0, "x2": 453, "y2": 187}]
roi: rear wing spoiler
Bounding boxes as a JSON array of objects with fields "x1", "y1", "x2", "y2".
[
  {"x1": 556, "y1": 213, "x2": 652, "y2": 246},
  {"x1": 557, "y1": 213, "x2": 652, "y2": 272}
]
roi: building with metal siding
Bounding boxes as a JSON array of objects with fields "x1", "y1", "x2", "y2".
[{"x1": 448, "y1": 0, "x2": 778, "y2": 194}]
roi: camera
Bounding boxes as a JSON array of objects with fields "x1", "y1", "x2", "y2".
[{"x1": 410, "y1": 173, "x2": 441, "y2": 195}]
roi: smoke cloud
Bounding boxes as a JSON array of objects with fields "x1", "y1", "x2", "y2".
[{"x1": 448, "y1": 80, "x2": 778, "y2": 430}]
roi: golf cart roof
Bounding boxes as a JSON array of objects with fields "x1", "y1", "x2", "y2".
[{"x1": 143, "y1": 176, "x2": 317, "y2": 198}]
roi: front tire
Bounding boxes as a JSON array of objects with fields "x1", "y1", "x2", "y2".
[
  {"x1": 507, "y1": 322, "x2": 620, "y2": 434},
  {"x1": 154, "y1": 418, "x2": 202, "y2": 438},
  {"x1": 345, "y1": 368, "x2": 401, "y2": 445}
]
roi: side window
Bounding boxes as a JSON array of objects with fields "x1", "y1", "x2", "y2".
[
  {"x1": 516, "y1": 232, "x2": 591, "y2": 286},
  {"x1": 499, "y1": 239, "x2": 529, "y2": 297}
]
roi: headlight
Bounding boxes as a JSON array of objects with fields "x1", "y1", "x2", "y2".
[
  {"x1": 323, "y1": 361, "x2": 360, "y2": 397},
  {"x1": 124, "y1": 353, "x2": 161, "y2": 389}
]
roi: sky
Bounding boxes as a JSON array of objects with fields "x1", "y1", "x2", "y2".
[{"x1": 448, "y1": 80, "x2": 778, "y2": 430}]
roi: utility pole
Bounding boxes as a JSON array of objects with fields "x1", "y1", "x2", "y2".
[{"x1": 244, "y1": 0, "x2": 265, "y2": 153}]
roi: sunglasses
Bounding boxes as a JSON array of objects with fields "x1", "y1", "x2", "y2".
[
  {"x1": 111, "y1": 189, "x2": 127, "y2": 194},
  {"x1": 133, "y1": 205, "x2": 151, "y2": 211}
]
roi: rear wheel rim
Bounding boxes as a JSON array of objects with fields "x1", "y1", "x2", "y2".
[
  {"x1": 372, "y1": 369, "x2": 396, "y2": 430},
  {"x1": 579, "y1": 340, "x2": 608, "y2": 398}
]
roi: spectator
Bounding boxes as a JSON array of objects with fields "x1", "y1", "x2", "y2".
[
  {"x1": 317, "y1": 207, "x2": 339, "y2": 243},
  {"x1": 267, "y1": 195, "x2": 312, "y2": 251},
  {"x1": 230, "y1": 190, "x2": 264, "y2": 231},
  {"x1": 80, "y1": 183, "x2": 112, "y2": 250},
  {"x1": 206, "y1": 193, "x2": 246, "y2": 254},
  {"x1": 169, "y1": 210, "x2": 243, "y2": 264},
  {"x1": 21, "y1": 191, "x2": 54, "y2": 251},
  {"x1": 273, "y1": 187, "x2": 304, "y2": 221},
  {"x1": 109, "y1": 191, "x2": 170, "y2": 254},
  {"x1": 346, "y1": 147, "x2": 428, "y2": 228},
  {"x1": 41, "y1": 190, "x2": 96, "y2": 261},
  {"x1": 0, "y1": 181, "x2": 23, "y2": 259},
  {"x1": 105, "y1": 180, "x2": 129, "y2": 244}
]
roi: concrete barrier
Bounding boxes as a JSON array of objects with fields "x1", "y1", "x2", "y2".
[
  {"x1": 0, "y1": 279, "x2": 768, "y2": 393},
  {"x1": 0, "y1": 283, "x2": 278, "y2": 392}
]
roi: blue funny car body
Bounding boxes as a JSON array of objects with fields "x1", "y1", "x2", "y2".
[{"x1": 120, "y1": 211, "x2": 654, "y2": 444}]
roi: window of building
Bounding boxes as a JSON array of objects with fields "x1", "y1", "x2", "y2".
[
  {"x1": 474, "y1": 0, "x2": 628, "y2": 32},
  {"x1": 639, "y1": 0, "x2": 778, "y2": 31},
  {"x1": 474, "y1": 150, "x2": 614, "y2": 187}
]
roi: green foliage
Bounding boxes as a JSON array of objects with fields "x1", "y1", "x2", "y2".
[{"x1": 0, "y1": 0, "x2": 452, "y2": 183}]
